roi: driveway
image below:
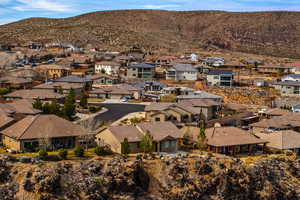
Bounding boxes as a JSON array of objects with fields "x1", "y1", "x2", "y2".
[{"x1": 92, "y1": 103, "x2": 146, "y2": 122}]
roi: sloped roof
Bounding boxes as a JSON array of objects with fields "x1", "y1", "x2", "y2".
[
  {"x1": 1, "y1": 115, "x2": 88, "y2": 140},
  {"x1": 251, "y1": 113, "x2": 300, "y2": 128},
  {"x1": 171, "y1": 63, "x2": 197, "y2": 72},
  {"x1": 137, "y1": 122, "x2": 181, "y2": 141},
  {"x1": 181, "y1": 99, "x2": 220, "y2": 107},
  {"x1": 108, "y1": 125, "x2": 144, "y2": 143},
  {"x1": 4, "y1": 89, "x2": 65, "y2": 100},
  {"x1": 256, "y1": 130, "x2": 300, "y2": 150},
  {"x1": 206, "y1": 126, "x2": 266, "y2": 147},
  {"x1": 145, "y1": 103, "x2": 175, "y2": 112},
  {"x1": 208, "y1": 70, "x2": 233, "y2": 76},
  {"x1": 128, "y1": 63, "x2": 155, "y2": 69},
  {"x1": 265, "y1": 108, "x2": 290, "y2": 116},
  {"x1": 0, "y1": 109, "x2": 14, "y2": 129},
  {"x1": 7, "y1": 99, "x2": 41, "y2": 115},
  {"x1": 53, "y1": 75, "x2": 91, "y2": 83}
]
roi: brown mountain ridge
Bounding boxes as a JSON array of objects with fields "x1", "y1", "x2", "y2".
[{"x1": 0, "y1": 10, "x2": 299, "y2": 58}]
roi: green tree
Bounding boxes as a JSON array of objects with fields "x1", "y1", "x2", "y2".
[
  {"x1": 58, "y1": 149, "x2": 68, "y2": 160},
  {"x1": 58, "y1": 87, "x2": 64, "y2": 94},
  {"x1": 32, "y1": 98, "x2": 43, "y2": 110},
  {"x1": 140, "y1": 131, "x2": 154, "y2": 154},
  {"x1": 38, "y1": 149, "x2": 48, "y2": 160},
  {"x1": 49, "y1": 99, "x2": 61, "y2": 115},
  {"x1": 79, "y1": 91, "x2": 88, "y2": 108},
  {"x1": 94, "y1": 146, "x2": 106, "y2": 156},
  {"x1": 74, "y1": 146, "x2": 85, "y2": 157},
  {"x1": 130, "y1": 117, "x2": 142, "y2": 124},
  {"x1": 198, "y1": 120, "x2": 207, "y2": 150},
  {"x1": 0, "y1": 88, "x2": 9, "y2": 95},
  {"x1": 42, "y1": 102, "x2": 51, "y2": 114},
  {"x1": 121, "y1": 137, "x2": 131, "y2": 155},
  {"x1": 63, "y1": 89, "x2": 76, "y2": 120}
]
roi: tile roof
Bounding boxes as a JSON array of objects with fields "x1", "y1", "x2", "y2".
[
  {"x1": 181, "y1": 99, "x2": 221, "y2": 107},
  {"x1": 250, "y1": 113, "x2": 300, "y2": 129},
  {"x1": 256, "y1": 130, "x2": 300, "y2": 150},
  {"x1": 53, "y1": 75, "x2": 92, "y2": 83},
  {"x1": 265, "y1": 108, "x2": 290, "y2": 116},
  {"x1": 7, "y1": 99, "x2": 41, "y2": 115},
  {"x1": 106, "y1": 122, "x2": 181, "y2": 143},
  {"x1": 34, "y1": 82, "x2": 84, "y2": 90},
  {"x1": 207, "y1": 70, "x2": 233, "y2": 76},
  {"x1": 177, "y1": 91, "x2": 223, "y2": 100},
  {"x1": 170, "y1": 63, "x2": 197, "y2": 72},
  {"x1": 1, "y1": 115, "x2": 88, "y2": 140},
  {"x1": 206, "y1": 126, "x2": 266, "y2": 147},
  {"x1": 128, "y1": 63, "x2": 155, "y2": 69},
  {"x1": 0, "y1": 109, "x2": 14, "y2": 129},
  {"x1": 273, "y1": 81, "x2": 300, "y2": 86},
  {"x1": 4, "y1": 89, "x2": 65, "y2": 100}
]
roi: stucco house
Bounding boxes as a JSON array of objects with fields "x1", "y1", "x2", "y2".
[
  {"x1": 94, "y1": 61, "x2": 120, "y2": 75},
  {"x1": 126, "y1": 63, "x2": 155, "y2": 79},
  {"x1": 1, "y1": 115, "x2": 90, "y2": 152},
  {"x1": 96, "y1": 122, "x2": 181, "y2": 154},
  {"x1": 207, "y1": 70, "x2": 234, "y2": 86},
  {"x1": 166, "y1": 63, "x2": 198, "y2": 81}
]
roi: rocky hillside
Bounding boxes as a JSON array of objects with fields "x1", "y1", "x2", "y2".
[
  {"x1": 0, "y1": 10, "x2": 300, "y2": 58},
  {"x1": 1, "y1": 154, "x2": 300, "y2": 200}
]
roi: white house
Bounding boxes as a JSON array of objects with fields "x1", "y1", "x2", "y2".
[
  {"x1": 166, "y1": 63, "x2": 198, "y2": 81},
  {"x1": 94, "y1": 61, "x2": 120, "y2": 75}
]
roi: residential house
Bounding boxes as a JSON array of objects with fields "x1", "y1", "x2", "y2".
[
  {"x1": 0, "y1": 76, "x2": 32, "y2": 89},
  {"x1": 272, "y1": 81, "x2": 300, "y2": 97},
  {"x1": 89, "y1": 87, "x2": 133, "y2": 100},
  {"x1": 250, "y1": 113, "x2": 300, "y2": 134},
  {"x1": 264, "y1": 108, "x2": 290, "y2": 118},
  {"x1": 7, "y1": 99, "x2": 41, "y2": 117},
  {"x1": 94, "y1": 61, "x2": 120, "y2": 75},
  {"x1": 1, "y1": 115, "x2": 90, "y2": 152},
  {"x1": 154, "y1": 56, "x2": 176, "y2": 67},
  {"x1": 207, "y1": 70, "x2": 234, "y2": 86},
  {"x1": 161, "y1": 86, "x2": 195, "y2": 96},
  {"x1": 207, "y1": 112, "x2": 259, "y2": 128},
  {"x1": 126, "y1": 63, "x2": 155, "y2": 79},
  {"x1": 96, "y1": 122, "x2": 181, "y2": 154},
  {"x1": 33, "y1": 82, "x2": 85, "y2": 95},
  {"x1": 53, "y1": 75, "x2": 93, "y2": 90},
  {"x1": 176, "y1": 90, "x2": 223, "y2": 103},
  {"x1": 4, "y1": 68, "x2": 43, "y2": 81},
  {"x1": 145, "y1": 99, "x2": 220, "y2": 123},
  {"x1": 4, "y1": 89, "x2": 65, "y2": 102},
  {"x1": 166, "y1": 63, "x2": 198, "y2": 81},
  {"x1": 255, "y1": 130, "x2": 300, "y2": 153},
  {"x1": 203, "y1": 57, "x2": 225, "y2": 67},
  {"x1": 181, "y1": 126, "x2": 267, "y2": 155},
  {"x1": 34, "y1": 64, "x2": 71, "y2": 79},
  {"x1": 134, "y1": 81, "x2": 166, "y2": 93},
  {"x1": 87, "y1": 74, "x2": 120, "y2": 86}
]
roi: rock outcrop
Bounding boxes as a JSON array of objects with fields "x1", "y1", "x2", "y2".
[{"x1": 0, "y1": 154, "x2": 300, "y2": 200}]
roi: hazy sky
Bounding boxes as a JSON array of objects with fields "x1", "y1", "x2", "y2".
[{"x1": 0, "y1": 0, "x2": 299, "y2": 25}]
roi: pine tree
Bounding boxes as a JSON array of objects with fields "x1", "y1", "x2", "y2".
[
  {"x1": 49, "y1": 99, "x2": 61, "y2": 115},
  {"x1": 79, "y1": 91, "x2": 88, "y2": 108},
  {"x1": 121, "y1": 137, "x2": 131, "y2": 155},
  {"x1": 198, "y1": 120, "x2": 207, "y2": 150},
  {"x1": 63, "y1": 89, "x2": 76, "y2": 120}
]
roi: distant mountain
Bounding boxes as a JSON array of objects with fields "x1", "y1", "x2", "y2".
[{"x1": 0, "y1": 10, "x2": 299, "y2": 58}]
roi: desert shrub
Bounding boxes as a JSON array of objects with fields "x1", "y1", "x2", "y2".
[
  {"x1": 74, "y1": 146, "x2": 85, "y2": 157},
  {"x1": 38, "y1": 149, "x2": 48, "y2": 160},
  {"x1": 58, "y1": 149, "x2": 68, "y2": 160},
  {"x1": 94, "y1": 146, "x2": 105, "y2": 156}
]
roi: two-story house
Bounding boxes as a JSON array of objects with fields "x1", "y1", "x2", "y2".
[
  {"x1": 207, "y1": 70, "x2": 234, "y2": 86},
  {"x1": 166, "y1": 63, "x2": 198, "y2": 81},
  {"x1": 94, "y1": 61, "x2": 120, "y2": 75},
  {"x1": 126, "y1": 63, "x2": 155, "y2": 79}
]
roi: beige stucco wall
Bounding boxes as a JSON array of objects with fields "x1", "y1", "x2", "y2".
[
  {"x1": 3, "y1": 136, "x2": 21, "y2": 151},
  {"x1": 96, "y1": 129, "x2": 122, "y2": 153}
]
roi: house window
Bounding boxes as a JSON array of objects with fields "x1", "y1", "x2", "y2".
[
  {"x1": 214, "y1": 76, "x2": 219, "y2": 79},
  {"x1": 155, "y1": 117, "x2": 161, "y2": 122},
  {"x1": 133, "y1": 74, "x2": 136, "y2": 76}
]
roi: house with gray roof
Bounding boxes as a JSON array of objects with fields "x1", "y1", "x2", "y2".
[
  {"x1": 207, "y1": 70, "x2": 234, "y2": 86},
  {"x1": 272, "y1": 81, "x2": 300, "y2": 97},
  {"x1": 166, "y1": 63, "x2": 198, "y2": 81},
  {"x1": 282, "y1": 74, "x2": 300, "y2": 82},
  {"x1": 126, "y1": 63, "x2": 155, "y2": 79},
  {"x1": 53, "y1": 75, "x2": 93, "y2": 90}
]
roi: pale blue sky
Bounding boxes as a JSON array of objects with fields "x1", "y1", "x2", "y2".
[{"x1": 0, "y1": 0, "x2": 300, "y2": 25}]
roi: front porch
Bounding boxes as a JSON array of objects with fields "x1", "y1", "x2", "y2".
[{"x1": 208, "y1": 143, "x2": 266, "y2": 156}]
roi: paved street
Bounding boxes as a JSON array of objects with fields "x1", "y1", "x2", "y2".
[{"x1": 92, "y1": 103, "x2": 146, "y2": 122}]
